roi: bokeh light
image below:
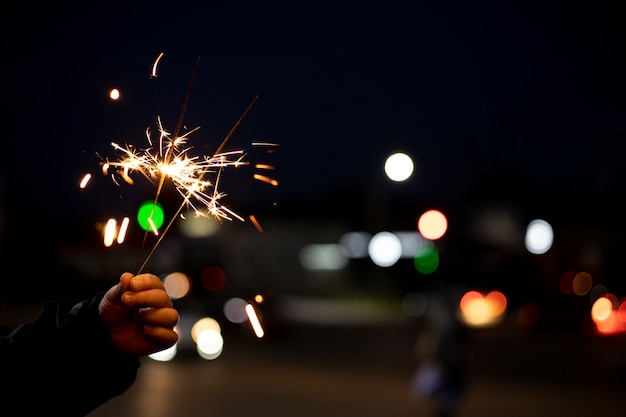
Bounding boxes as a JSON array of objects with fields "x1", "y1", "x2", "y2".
[
  {"x1": 524, "y1": 219, "x2": 553, "y2": 254},
  {"x1": 572, "y1": 271, "x2": 593, "y2": 296},
  {"x1": 559, "y1": 270, "x2": 577, "y2": 295},
  {"x1": 196, "y1": 329, "x2": 224, "y2": 360},
  {"x1": 178, "y1": 210, "x2": 221, "y2": 237},
  {"x1": 148, "y1": 343, "x2": 177, "y2": 362},
  {"x1": 103, "y1": 218, "x2": 117, "y2": 247},
  {"x1": 589, "y1": 284, "x2": 609, "y2": 304},
  {"x1": 339, "y1": 231, "x2": 371, "y2": 258},
  {"x1": 413, "y1": 247, "x2": 439, "y2": 274},
  {"x1": 417, "y1": 209, "x2": 448, "y2": 240},
  {"x1": 148, "y1": 325, "x2": 179, "y2": 362},
  {"x1": 109, "y1": 88, "x2": 120, "y2": 100},
  {"x1": 368, "y1": 231, "x2": 402, "y2": 267},
  {"x1": 137, "y1": 200, "x2": 165, "y2": 232},
  {"x1": 591, "y1": 296, "x2": 613, "y2": 321},
  {"x1": 102, "y1": 217, "x2": 130, "y2": 247},
  {"x1": 200, "y1": 265, "x2": 226, "y2": 292},
  {"x1": 384, "y1": 152, "x2": 414, "y2": 182},
  {"x1": 299, "y1": 243, "x2": 348, "y2": 270},
  {"x1": 191, "y1": 317, "x2": 221, "y2": 343},
  {"x1": 591, "y1": 293, "x2": 626, "y2": 335},
  {"x1": 163, "y1": 271, "x2": 192, "y2": 299},
  {"x1": 223, "y1": 297, "x2": 248, "y2": 323},
  {"x1": 246, "y1": 303, "x2": 265, "y2": 338},
  {"x1": 617, "y1": 298, "x2": 626, "y2": 323},
  {"x1": 458, "y1": 290, "x2": 507, "y2": 327}
]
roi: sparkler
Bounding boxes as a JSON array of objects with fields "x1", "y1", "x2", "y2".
[{"x1": 100, "y1": 55, "x2": 275, "y2": 273}]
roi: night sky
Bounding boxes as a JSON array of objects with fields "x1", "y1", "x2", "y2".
[{"x1": 1, "y1": 0, "x2": 626, "y2": 242}]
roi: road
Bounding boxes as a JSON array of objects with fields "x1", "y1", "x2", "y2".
[{"x1": 88, "y1": 320, "x2": 626, "y2": 417}]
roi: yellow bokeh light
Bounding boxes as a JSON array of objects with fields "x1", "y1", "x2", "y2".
[
  {"x1": 417, "y1": 209, "x2": 448, "y2": 240},
  {"x1": 591, "y1": 296, "x2": 613, "y2": 322},
  {"x1": 109, "y1": 88, "x2": 120, "y2": 100},
  {"x1": 191, "y1": 317, "x2": 221, "y2": 343},
  {"x1": 458, "y1": 290, "x2": 507, "y2": 328}
]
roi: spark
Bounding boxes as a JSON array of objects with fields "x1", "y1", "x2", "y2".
[
  {"x1": 249, "y1": 214, "x2": 264, "y2": 233},
  {"x1": 253, "y1": 173, "x2": 279, "y2": 186},
  {"x1": 79, "y1": 173, "x2": 92, "y2": 189},
  {"x1": 151, "y1": 52, "x2": 165, "y2": 78},
  {"x1": 252, "y1": 142, "x2": 280, "y2": 147},
  {"x1": 105, "y1": 117, "x2": 248, "y2": 222}
]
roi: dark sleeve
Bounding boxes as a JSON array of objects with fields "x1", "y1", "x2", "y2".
[{"x1": 0, "y1": 293, "x2": 141, "y2": 416}]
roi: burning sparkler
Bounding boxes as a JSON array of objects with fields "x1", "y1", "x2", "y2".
[{"x1": 97, "y1": 54, "x2": 277, "y2": 273}]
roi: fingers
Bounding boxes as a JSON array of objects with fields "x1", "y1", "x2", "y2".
[
  {"x1": 121, "y1": 273, "x2": 173, "y2": 309},
  {"x1": 143, "y1": 325, "x2": 179, "y2": 348},
  {"x1": 127, "y1": 273, "x2": 165, "y2": 292},
  {"x1": 133, "y1": 306, "x2": 180, "y2": 328},
  {"x1": 119, "y1": 272, "x2": 134, "y2": 293},
  {"x1": 135, "y1": 305, "x2": 179, "y2": 349}
]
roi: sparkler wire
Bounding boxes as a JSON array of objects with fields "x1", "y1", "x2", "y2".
[{"x1": 135, "y1": 56, "x2": 202, "y2": 273}]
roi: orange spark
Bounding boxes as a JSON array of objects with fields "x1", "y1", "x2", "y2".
[
  {"x1": 249, "y1": 214, "x2": 264, "y2": 233},
  {"x1": 253, "y1": 173, "x2": 278, "y2": 186},
  {"x1": 151, "y1": 52, "x2": 165, "y2": 78}
]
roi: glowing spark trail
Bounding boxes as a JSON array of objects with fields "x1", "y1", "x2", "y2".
[
  {"x1": 79, "y1": 173, "x2": 92, "y2": 189},
  {"x1": 151, "y1": 52, "x2": 165, "y2": 78},
  {"x1": 253, "y1": 173, "x2": 279, "y2": 186},
  {"x1": 249, "y1": 214, "x2": 263, "y2": 233}
]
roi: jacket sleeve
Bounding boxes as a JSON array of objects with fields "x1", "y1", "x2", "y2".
[{"x1": 0, "y1": 293, "x2": 141, "y2": 416}]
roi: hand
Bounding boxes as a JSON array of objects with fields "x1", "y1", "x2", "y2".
[{"x1": 99, "y1": 272, "x2": 179, "y2": 356}]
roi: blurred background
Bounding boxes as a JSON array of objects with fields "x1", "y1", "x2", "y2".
[{"x1": 1, "y1": 1, "x2": 625, "y2": 416}]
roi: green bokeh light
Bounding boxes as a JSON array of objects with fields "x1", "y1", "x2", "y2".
[
  {"x1": 413, "y1": 247, "x2": 439, "y2": 274},
  {"x1": 137, "y1": 200, "x2": 165, "y2": 232}
]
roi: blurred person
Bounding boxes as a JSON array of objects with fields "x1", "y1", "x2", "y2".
[
  {"x1": 409, "y1": 289, "x2": 467, "y2": 417},
  {"x1": 0, "y1": 271, "x2": 179, "y2": 416}
]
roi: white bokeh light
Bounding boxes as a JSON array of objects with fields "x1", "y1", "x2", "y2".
[
  {"x1": 196, "y1": 328, "x2": 224, "y2": 360},
  {"x1": 148, "y1": 343, "x2": 177, "y2": 361},
  {"x1": 223, "y1": 297, "x2": 248, "y2": 323},
  {"x1": 524, "y1": 219, "x2": 554, "y2": 255},
  {"x1": 109, "y1": 88, "x2": 120, "y2": 100},
  {"x1": 368, "y1": 231, "x2": 402, "y2": 267},
  {"x1": 339, "y1": 231, "x2": 371, "y2": 258},
  {"x1": 384, "y1": 152, "x2": 414, "y2": 182}
]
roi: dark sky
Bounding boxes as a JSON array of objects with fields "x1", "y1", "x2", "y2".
[{"x1": 1, "y1": 0, "x2": 626, "y2": 227}]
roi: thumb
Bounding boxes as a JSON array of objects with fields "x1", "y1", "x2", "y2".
[
  {"x1": 99, "y1": 272, "x2": 135, "y2": 322},
  {"x1": 105, "y1": 272, "x2": 134, "y2": 306}
]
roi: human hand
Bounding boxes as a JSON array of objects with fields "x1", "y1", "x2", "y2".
[{"x1": 99, "y1": 272, "x2": 179, "y2": 356}]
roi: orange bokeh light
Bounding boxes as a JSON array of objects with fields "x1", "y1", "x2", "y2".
[{"x1": 417, "y1": 209, "x2": 448, "y2": 240}]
